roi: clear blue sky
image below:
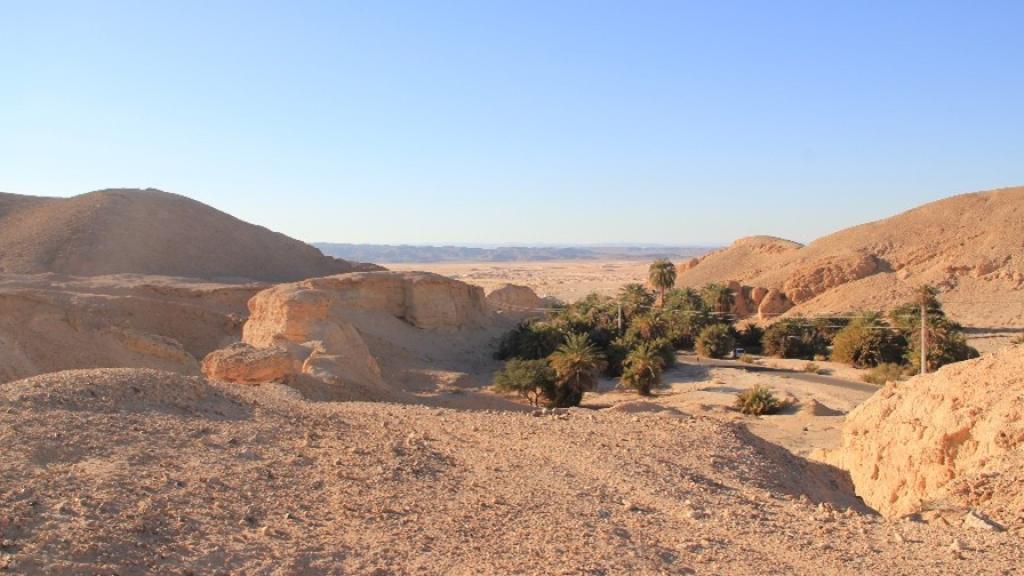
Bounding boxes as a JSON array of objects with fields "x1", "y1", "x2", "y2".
[{"x1": 2, "y1": 1, "x2": 1022, "y2": 245}]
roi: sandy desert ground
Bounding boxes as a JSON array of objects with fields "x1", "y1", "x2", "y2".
[
  {"x1": 4, "y1": 365, "x2": 1023, "y2": 575},
  {"x1": 387, "y1": 260, "x2": 652, "y2": 303}
]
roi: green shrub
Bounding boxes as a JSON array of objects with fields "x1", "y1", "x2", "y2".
[
  {"x1": 695, "y1": 324, "x2": 735, "y2": 359},
  {"x1": 761, "y1": 319, "x2": 829, "y2": 359},
  {"x1": 492, "y1": 359, "x2": 557, "y2": 407},
  {"x1": 831, "y1": 316, "x2": 907, "y2": 368},
  {"x1": 605, "y1": 333, "x2": 641, "y2": 377},
  {"x1": 548, "y1": 333, "x2": 606, "y2": 407},
  {"x1": 904, "y1": 317, "x2": 979, "y2": 373},
  {"x1": 861, "y1": 363, "x2": 906, "y2": 385},
  {"x1": 735, "y1": 324, "x2": 765, "y2": 352},
  {"x1": 620, "y1": 342, "x2": 665, "y2": 396},
  {"x1": 735, "y1": 385, "x2": 781, "y2": 415},
  {"x1": 495, "y1": 320, "x2": 563, "y2": 360},
  {"x1": 886, "y1": 286, "x2": 978, "y2": 372}
]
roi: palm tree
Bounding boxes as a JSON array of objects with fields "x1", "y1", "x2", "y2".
[
  {"x1": 701, "y1": 283, "x2": 735, "y2": 315},
  {"x1": 648, "y1": 259, "x2": 677, "y2": 306},
  {"x1": 547, "y1": 333, "x2": 607, "y2": 406},
  {"x1": 618, "y1": 283, "x2": 654, "y2": 321},
  {"x1": 621, "y1": 342, "x2": 664, "y2": 396}
]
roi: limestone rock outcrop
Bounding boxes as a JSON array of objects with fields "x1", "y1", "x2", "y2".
[
  {"x1": 757, "y1": 289, "x2": 793, "y2": 320},
  {"x1": 783, "y1": 254, "x2": 881, "y2": 304},
  {"x1": 204, "y1": 271, "x2": 495, "y2": 400},
  {"x1": 827, "y1": 347, "x2": 1024, "y2": 527},
  {"x1": 0, "y1": 275, "x2": 259, "y2": 383},
  {"x1": 727, "y1": 281, "x2": 752, "y2": 317}
]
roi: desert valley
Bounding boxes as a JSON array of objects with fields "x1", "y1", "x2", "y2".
[{"x1": 0, "y1": 186, "x2": 1022, "y2": 574}]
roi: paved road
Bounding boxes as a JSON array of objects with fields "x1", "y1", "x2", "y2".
[{"x1": 675, "y1": 354, "x2": 880, "y2": 394}]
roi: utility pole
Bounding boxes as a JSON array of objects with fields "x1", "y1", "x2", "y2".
[{"x1": 617, "y1": 303, "x2": 623, "y2": 333}]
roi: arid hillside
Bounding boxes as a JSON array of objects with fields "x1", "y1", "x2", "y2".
[
  {"x1": 678, "y1": 186, "x2": 1024, "y2": 330},
  {"x1": 0, "y1": 188, "x2": 379, "y2": 282}
]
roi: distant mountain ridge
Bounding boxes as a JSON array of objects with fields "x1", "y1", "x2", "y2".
[
  {"x1": 315, "y1": 243, "x2": 713, "y2": 263},
  {"x1": 0, "y1": 188, "x2": 380, "y2": 282}
]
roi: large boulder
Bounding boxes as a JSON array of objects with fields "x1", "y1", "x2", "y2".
[
  {"x1": 826, "y1": 347, "x2": 1024, "y2": 527},
  {"x1": 750, "y1": 286, "x2": 769, "y2": 307},
  {"x1": 202, "y1": 343, "x2": 297, "y2": 384}
]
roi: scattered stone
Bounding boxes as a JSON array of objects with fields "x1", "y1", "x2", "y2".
[{"x1": 962, "y1": 510, "x2": 1004, "y2": 532}]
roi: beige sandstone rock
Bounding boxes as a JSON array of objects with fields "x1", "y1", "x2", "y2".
[
  {"x1": 210, "y1": 271, "x2": 495, "y2": 400},
  {"x1": 827, "y1": 347, "x2": 1024, "y2": 527},
  {"x1": 0, "y1": 275, "x2": 259, "y2": 383},
  {"x1": 757, "y1": 289, "x2": 792, "y2": 320},
  {"x1": 485, "y1": 283, "x2": 543, "y2": 315},
  {"x1": 750, "y1": 286, "x2": 769, "y2": 307},
  {"x1": 783, "y1": 254, "x2": 880, "y2": 304},
  {"x1": 727, "y1": 281, "x2": 752, "y2": 317},
  {"x1": 202, "y1": 343, "x2": 297, "y2": 384}
]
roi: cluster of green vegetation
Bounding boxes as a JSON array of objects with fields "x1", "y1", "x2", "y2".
[
  {"x1": 734, "y1": 385, "x2": 781, "y2": 415},
  {"x1": 492, "y1": 260, "x2": 739, "y2": 407},
  {"x1": 759, "y1": 286, "x2": 977, "y2": 377},
  {"x1": 494, "y1": 271, "x2": 978, "y2": 407}
]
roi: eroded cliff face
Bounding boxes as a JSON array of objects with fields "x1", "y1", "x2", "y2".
[
  {"x1": 824, "y1": 346, "x2": 1024, "y2": 528},
  {"x1": 204, "y1": 271, "x2": 496, "y2": 400},
  {"x1": 0, "y1": 275, "x2": 260, "y2": 383}
]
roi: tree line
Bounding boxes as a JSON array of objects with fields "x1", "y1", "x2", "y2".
[{"x1": 492, "y1": 260, "x2": 978, "y2": 407}]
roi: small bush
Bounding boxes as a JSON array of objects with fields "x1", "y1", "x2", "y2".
[
  {"x1": 735, "y1": 385, "x2": 781, "y2": 415},
  {"x1": 739, "y1": 354, "x2": 758, "y2": 364},
  {"x1": 492, "y1": 359, "x2": 557, "y2": 407},
  {"x1": 861, "y1": 363, "x2": 906, "y2": 386},
  {"x1": 802, "y1": 362, "x2": 823, "y2": 374},
  {"x1": 696, "y1": 324, "x2": 735, "y2": 359}
]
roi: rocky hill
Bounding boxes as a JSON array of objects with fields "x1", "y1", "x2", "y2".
[
  {"x1": 0, "y1": 188, "x2": 380, "y2": 282},
  {"x1": 678, "y1": 186, "x2": 1024, "y2": 331}
]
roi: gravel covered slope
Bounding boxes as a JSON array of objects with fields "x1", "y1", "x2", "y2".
[{"x1": 1, "y1": 369, "x2": 1021, "y2": 575}]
